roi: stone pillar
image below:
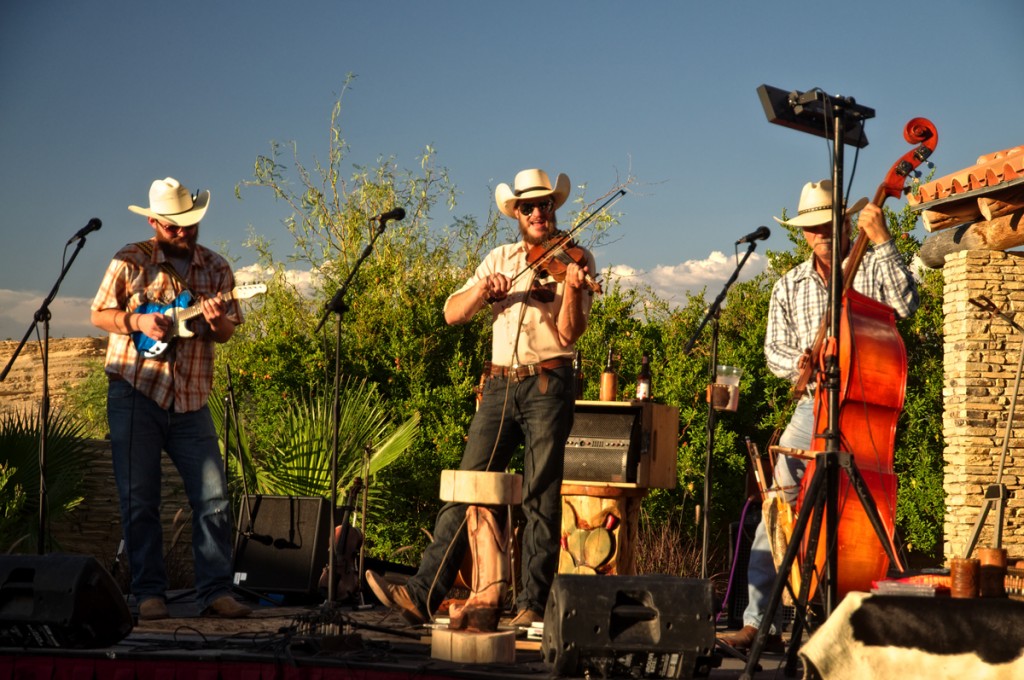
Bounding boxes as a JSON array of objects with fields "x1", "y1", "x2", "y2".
[{"x1": 943, "y1": 250, "x2": 1024, "y2": 558}]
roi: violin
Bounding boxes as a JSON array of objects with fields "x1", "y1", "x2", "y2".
[
  {"x1": 495, "y1": 188, "x2": 625, "y2": 302},
  {"x1": 525, "y1": 230, "x2": 602, "y2": 294},
  {"x1": 319, "y1": 477, "x2": 365, "y2": 601}
]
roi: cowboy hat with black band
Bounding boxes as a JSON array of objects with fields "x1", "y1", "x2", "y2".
[{"x1": 494, "y1": 169, "x2": 570, "y2": 218}]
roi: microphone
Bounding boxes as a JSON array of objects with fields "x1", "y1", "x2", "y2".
[
  {"x1": 373, "y1": 207, "x2": 406, "y2": 225},
  {"x1": 244, "y1": 532, "x2": 274, "y2": 546},
  {"x1": 67, "y1": 218, "x2": 102, "y2": 245},
  {"x1": 736, "y1": 225, "x2": 770, "y2": 244}
]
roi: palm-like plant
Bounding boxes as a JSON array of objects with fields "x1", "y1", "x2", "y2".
[
  {"x1": 211, "y1": 377, "x2": 417, "y2": 518},
  {"x1": 0, "y1": 408, "x2": 88, "y2": 552}
]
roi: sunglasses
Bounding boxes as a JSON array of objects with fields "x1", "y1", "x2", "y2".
[
  {"x1": 518, "y1": 199, "x2": 554, "y2": 217},
  {"x1": 159, "y1": 222, "x2": 198, "y2": 234}
]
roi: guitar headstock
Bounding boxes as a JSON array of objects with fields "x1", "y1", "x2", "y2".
[{"x1": 233, "y1": 284, "x2": 268, "y2": 300}]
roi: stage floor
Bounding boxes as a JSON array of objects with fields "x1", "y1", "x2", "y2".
[{"x1": 0, "y1": 590, "x2": 798, "y2": 679}]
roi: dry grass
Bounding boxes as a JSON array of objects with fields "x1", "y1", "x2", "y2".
[{"x1": 633, "y1": 510, "x2": 733, "y2": 605}]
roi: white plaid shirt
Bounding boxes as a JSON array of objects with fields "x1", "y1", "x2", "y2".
[{"x1": 765, "y1": 239, "x2": 919, "y2": 383}]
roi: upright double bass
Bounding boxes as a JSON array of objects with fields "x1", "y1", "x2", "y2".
[{"x1": 795, "y1": 118, "x2": 938, "y2": 599}]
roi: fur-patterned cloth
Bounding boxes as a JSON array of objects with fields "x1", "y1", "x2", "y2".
[{"x1": 800, "y1": 592, "x2": 1024, "y2": 679}]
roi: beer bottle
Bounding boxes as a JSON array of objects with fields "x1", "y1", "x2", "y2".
[{"x1": 599, "y1": 347, "x2": 617, "y2": 401}]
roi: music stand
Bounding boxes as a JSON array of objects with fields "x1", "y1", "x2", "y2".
[{"x1": 741, "y1": 87, "x2": 901, "y2": 678}]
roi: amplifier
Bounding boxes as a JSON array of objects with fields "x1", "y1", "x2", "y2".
[
  {"x1": 563, "y1": 401, "x2": 678, "y2": 488},
  {"x1": 564, "y1": 408, "x2": 642, "y2": 484}
]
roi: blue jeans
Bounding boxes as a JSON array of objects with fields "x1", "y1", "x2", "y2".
[
  {"x1": 743, "y1": 396, "x2": 814, "y2": 631},
  {"x1": 405, "y1": 365, "x2": 575, "y2": 617},
  {"x1": 107, "y1": 380, "x2": 235, "y2": 609}
]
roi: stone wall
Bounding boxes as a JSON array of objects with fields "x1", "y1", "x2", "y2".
[
  {"x1": 943, "y1": 250, "x2": 1024, "y2": 558},
  {"x1": 0, "y1": 337, "x2": 195, "y2": 585}
]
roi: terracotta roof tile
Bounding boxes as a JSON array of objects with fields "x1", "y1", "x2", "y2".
[{"x1": 909, "y1": 145, "x2": 1024, "y2": 207}]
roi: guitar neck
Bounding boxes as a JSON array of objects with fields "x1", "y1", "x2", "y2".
[{"x1": 177, "y1": 291, "x2": 240, "y2": 322}]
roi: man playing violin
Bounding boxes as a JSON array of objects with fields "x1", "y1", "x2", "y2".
[
  {"x1": 367, "y1": 168, "x2": 597, "y2": 628},
  {"x1": 720, "y1": 178, "x2": 919, "y2": 651},
  {"x1": 91, "y1": 177, "x2": 251, "y2": 622}
]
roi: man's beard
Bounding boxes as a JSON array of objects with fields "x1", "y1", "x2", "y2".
[
  {"x1": 156, "y1": 230, "x2": 196, "y2": 258},
  {"x1": 520, "y1": 215, "x2": 557, "y2": 246}
]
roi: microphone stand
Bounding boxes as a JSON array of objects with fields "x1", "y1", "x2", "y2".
[
  {"x1": 684, "y1": 239, "x2": 761, "y2": 579},
  {"x1": 314, "y1": 216, "x2": 388, "y2": 607},
  {"x1": 0, "y1": 233, "x2": 91, "y2": 555}
]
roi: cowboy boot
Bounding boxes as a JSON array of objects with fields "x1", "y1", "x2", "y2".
[{"x1": 449, "y1": 505, "x2": 509, "y2": 632}]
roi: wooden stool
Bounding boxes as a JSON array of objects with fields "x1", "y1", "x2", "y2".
[
  {"x1": 559, "y1": 483, "x2": 648, "y2": 575},
  {"x1": 430, "y1": 470, "x2": 521, "y2": 664}
]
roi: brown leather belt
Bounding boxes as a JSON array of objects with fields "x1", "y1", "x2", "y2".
[{"x1": 490, "y1": 357, "x2": 571, "y2": 381}]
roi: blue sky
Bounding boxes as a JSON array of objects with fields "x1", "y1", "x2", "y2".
[{"x1": 1, "y1": 0, "x2": 1022, "y2": 340}]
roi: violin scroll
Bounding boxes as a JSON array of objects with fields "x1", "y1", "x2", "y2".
[{"x1": 878, "y1": 117, "x2": 938, "y2": 201}]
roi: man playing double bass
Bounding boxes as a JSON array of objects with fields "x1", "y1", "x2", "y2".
[{"x1": 720, "y1": 178, "x2": 920, "y2": 651}]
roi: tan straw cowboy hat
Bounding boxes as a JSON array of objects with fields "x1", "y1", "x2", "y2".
[
  {"x1": 773, "y1": 179, "x2": 868, "y2": 228},
  {"x1": 129, "y1": 177, "x2": 211, "y2": 226},
  {"x1": 494, "y1": 169, "x2": 571, "y2": 218}
]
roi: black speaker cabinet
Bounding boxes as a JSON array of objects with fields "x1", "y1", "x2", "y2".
[
  {"x1": 542, "y1": 574, "x2": 715, "y2": 679},
  {"x1": 233, "y1": 495, "x2": 331, "y2": 597},
  {"x1": 564, "y1": 401, "x2": 678, "y2": 488},
  {"x1": 0, "y1": 553, "x2": 132, "y2": 648}
]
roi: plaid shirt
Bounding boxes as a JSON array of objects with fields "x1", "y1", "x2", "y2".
[
  {"x1": 91, "y1": 239, "x2": 242, "y2": 412},
  {"x1": 765, "y1": 239, "x2": 919, "y2": 383}
]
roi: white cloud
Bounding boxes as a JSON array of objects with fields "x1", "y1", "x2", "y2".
[
  {"x1": 0, "y1": 289, "x2": 98, "y2": 342},
  {"x1": 604, "y1": 250, "x2": 767, "y2": 305},
  {"x1": 0, "y1": 252, "x2": 768, "y2": 340}
]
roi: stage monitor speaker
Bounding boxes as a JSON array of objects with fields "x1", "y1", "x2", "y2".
[
  {"x1": 233, "y1": 495, "x2": 331, "y2": 597},
  {"x1": 563, "y1": 404, "x2": 643, "y2": 484},
  {"x1": 0, "y1": 553, "x2": 132, "y2": 648},
  {"x1": 542, "y1": 574, "x2": 715, "y2": 679}
]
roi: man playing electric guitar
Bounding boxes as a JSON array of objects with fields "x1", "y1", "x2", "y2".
[{"x1": 91, "y1": 177, "x2": 252, "y2": 621}]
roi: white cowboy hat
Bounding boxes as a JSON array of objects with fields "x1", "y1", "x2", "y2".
[
  {"x1": 128, "y1": 177, "x2": 211, "y2": 226},
  {"x1": 494, "y1": 169, "x2": 571, "y2": 218},
  {"x1": 773, "y1": 179, "x2": 868, "y2": 228}
]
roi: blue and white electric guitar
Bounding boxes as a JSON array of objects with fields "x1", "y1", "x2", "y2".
[{"x1": 131, "y1": 284, "x2": 267, "y2": 359}]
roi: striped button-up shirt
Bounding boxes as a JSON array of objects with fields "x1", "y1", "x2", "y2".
[
  {"x1": 765, "y1": 239, "x2": 919, "y2": 383},
  {"x1": 91, "y1": 239, "x2": 242, "y2": 412}
]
